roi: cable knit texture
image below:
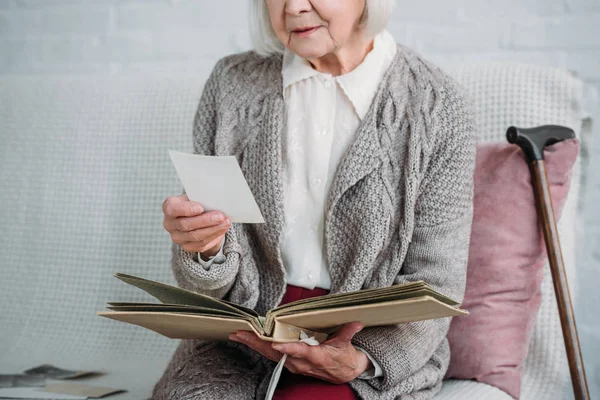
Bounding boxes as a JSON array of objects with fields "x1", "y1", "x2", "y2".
[{"x1": 153, "y1": 44, "x2": 476, "y2": 400}]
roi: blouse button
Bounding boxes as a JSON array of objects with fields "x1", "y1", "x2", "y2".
[
  {"x1": 323, "y1": 79, "x2": 333, "y2": 89},
  {"x1": 307, "y1": 272, "x2": 314, "y2": 281},
  {"x1": 312, "y1": 177, "x2": 322, "y2": 186}
]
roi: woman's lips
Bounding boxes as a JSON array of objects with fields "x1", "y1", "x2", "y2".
[{"x1": 291, "y1": 26, "x2": 320, "y2": 38}]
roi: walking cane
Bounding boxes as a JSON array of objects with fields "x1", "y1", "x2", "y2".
[{"x1": 507, "y1": 125, "x2": 590, "y2": 400}]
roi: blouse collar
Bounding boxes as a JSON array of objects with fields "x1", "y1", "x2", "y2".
[{"x1": 281, "y1": 29, "x2": 398, "y2": 120}]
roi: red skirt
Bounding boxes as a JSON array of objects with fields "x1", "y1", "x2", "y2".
[{"x1": 272, "y1": 285, "x2": 359, "y2": 400}]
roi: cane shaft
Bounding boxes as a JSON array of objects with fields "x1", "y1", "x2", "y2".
[{"x1": 531, "y1": 160, "x2": 589, "y2": 400}]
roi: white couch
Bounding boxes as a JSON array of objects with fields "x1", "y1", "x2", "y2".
[{"x1": 0, "y1": 62, "x2": 587, "y2": 399}]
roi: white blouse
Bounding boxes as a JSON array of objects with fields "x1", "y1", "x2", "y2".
[{"x1": 280, "y1": 30, "x2": 397, "y2": 290}]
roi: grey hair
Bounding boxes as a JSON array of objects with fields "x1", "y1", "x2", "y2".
[{"x1": 249, "y1": 0, "x2": 396, "y2": 56}]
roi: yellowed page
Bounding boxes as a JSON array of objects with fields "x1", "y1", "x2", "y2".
[
  {"x1": 97, "y1": 311, "x2": 263, "y2": 341},
  {"x1": 272, "y1": 296, "x2": 467, "y2": 339}
]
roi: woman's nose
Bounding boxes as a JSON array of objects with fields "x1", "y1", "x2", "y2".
[{"x1": 285, "y1": 0, "x2": 312, "y2": 15}]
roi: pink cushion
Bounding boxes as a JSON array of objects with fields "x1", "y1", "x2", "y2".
[{"x1": 445, "y1": 139, "x2": 579, "y2": 399}]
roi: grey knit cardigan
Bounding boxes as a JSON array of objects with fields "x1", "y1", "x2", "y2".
[{"x1": 153, "y1": 44, "x2": 477, "y2": 400}]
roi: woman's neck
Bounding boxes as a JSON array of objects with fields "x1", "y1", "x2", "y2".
[{"x1": 307, "y1": 32, "x2": 374, "y2": 77}]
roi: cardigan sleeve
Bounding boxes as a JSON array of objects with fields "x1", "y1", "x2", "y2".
[
  {"x1": 350, "y1": 82, "x2": 477, "y2": 391},
  {"x1": 171, "y1": 58, "x2": 254, "y2": 300}
]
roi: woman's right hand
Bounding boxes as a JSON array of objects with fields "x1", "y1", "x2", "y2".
[{"x1": 162, "y1": 194, "x2": 231, "y2": 259}]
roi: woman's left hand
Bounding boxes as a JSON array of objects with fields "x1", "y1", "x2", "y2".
[{"x1": 229, "y1": 322, "x2": 372, "y2": 384}]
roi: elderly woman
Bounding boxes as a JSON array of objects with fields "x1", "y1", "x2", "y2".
[{"x1": 155, "y1": 0, "x2": 476, "y2": 399}]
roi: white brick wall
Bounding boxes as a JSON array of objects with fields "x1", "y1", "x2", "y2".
[{"x1": 1, "y1": 0, "x2": 599, "y2": 397}]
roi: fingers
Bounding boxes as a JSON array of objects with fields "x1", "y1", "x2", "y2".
[
  {"x1": 270, "y1": 336, "x2": 362, "y2": 384},
  {"x1": 162, "y1": 195, "x2": 232, "y2": 252},
  {"x1": 325, "y1": 322, "x2": 365, "y2": 346},
  {"x1": 272, "y1": 342, "x2": 309, "y2": 359},
  {"x1": 272, "y1": 342, "x2": 325, "y2": 369},
  {"x1": 277, "y1": 348, "x2": 347, "y2": 384},
  {"x1": 175, "y1": 226, "x2": 229, "y2": 253},
  {"x1": 162, "y1": 195, "x2": 203, "y2": 218},
  {"x1": 230, "y1": 331, "x2": 282, "y2": 362},
  {"x1": 181, "y1": 237, "x2": 225, "y2": 254},
  {"x1": 164, "y1": 212, "x2": 230, "y2": 232},
  {"x1": 233, "y1": 333, "x2": 314, "y2": 376}
]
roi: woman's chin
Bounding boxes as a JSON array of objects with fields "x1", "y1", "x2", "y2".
[
  {"x1": 285, "y1": 33, "x2": 332, "y2": 60},
  {"x1": 287, "y1": 44, "x2": 330, "y2": 61}
]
